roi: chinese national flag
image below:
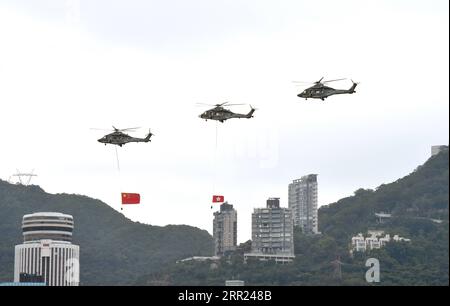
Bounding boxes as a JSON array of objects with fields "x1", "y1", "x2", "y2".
[
  {"x1": 121, "y1": 193, "x2": 140, "y2": 204},
  {"x1": 212, "y1": 195, "x2": 224, "y2": 203}
]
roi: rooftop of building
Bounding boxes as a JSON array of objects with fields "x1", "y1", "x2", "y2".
[
  {"x1": 219, "y1": 202, "x2": 234, "y2": 211},
  {"x1": 291, "y1": 174, "x2": 318, "y2": 184},
  {"x1": 23, "y1": 212, "x2": 73, "y2": 219},
  {"x1": 266, "y1": 197, "x2": 280, "y2": 208}
]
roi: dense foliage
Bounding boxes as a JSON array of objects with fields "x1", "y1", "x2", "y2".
[
  {"x1": 136, "y1": 150, "x2": 449, "y2": 286},
  {"x1": 0, "y1": 183, "x2": 214, "y2": 285}
]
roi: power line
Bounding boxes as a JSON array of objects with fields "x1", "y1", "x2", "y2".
[
  {"x1": 10, "y1": 169, "x2": 37, "y2": 185},
  {"x1": 330, "y1": 255, "x2": 343, "y2": 280}
]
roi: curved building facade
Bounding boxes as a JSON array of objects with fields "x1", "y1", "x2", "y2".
[
  {"x1": 14, "y1": 212, "x2": 80, "y2": 286},
  {"x1": 22, "y1": 212, "x2": 74, "y2": 242}
]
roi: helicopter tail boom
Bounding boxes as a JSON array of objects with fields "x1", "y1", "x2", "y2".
[{"x1": 246, "y1": 107, "x2": 256, "y2": 118}]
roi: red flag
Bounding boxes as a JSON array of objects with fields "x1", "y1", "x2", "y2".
[
  {"x1": 121, "y1": 193, "x2": 140, "y2": 204},
  {"x1": 212, "y1": 195, "x2": 224, "y2": 203}
]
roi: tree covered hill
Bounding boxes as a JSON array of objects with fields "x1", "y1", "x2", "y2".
[
  {"x1": 319, "y1": 148, "x2": 449, "y2": 245},
  {"x1": 0, "y1": 182, "x2": 214, "y2": 285},
  {"x1": 136, "y1": 150, "x2": 449, "y2": 286}
]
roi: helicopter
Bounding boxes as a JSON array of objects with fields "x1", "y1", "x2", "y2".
[
  {"x1": 198, "y1": 102, "x2": 256, "y2": 123},
  {"x1": 294, "y1": 77, "x2": 358, "y2": 100},
  {"x1": 94, "y1": 126, "x2": 153, "y2": 147}
]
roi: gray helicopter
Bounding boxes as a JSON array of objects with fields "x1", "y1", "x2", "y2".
[
  {"x1": 95, "y1": 127, "x2": 153, "y2": 147},
  {"x1": 294, "y1": 77, "x2": 358, "y2": 100},
  {"x1": 198, "y1": 102, "x2": 256, "y2": 123}
]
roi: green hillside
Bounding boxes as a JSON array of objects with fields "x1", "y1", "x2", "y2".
[
  {"x1": 319, "y1": 148, "x2": 449, "y2": 244},
  {"x1": 136, "y1": 150, "x2": 449, "y2": 286},
  {"x1": 0, "y1": 182, "x2": 214, "y2": 285}
]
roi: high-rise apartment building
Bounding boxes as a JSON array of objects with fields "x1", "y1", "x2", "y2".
[
  {"x1": 288, "y1": 174, "x2": 319, "y2": 234},
  {"x1": 244, "y1": 198, "x2": 295, "y2": 263},
  {"x1": 213, "y1": 202, "x2": 237, "y2": 256}
]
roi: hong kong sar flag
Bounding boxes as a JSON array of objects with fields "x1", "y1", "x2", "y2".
[
  {"x1": 212, "y1": 195, "x2": 224, "y2": 203},
  {"x1": 121, "y1": 193, "x2": 140, "y2": 205}
]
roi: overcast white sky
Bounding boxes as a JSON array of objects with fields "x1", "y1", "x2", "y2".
[{"x1": 0, "y1": 0, "x2": 448, "y2": 242}]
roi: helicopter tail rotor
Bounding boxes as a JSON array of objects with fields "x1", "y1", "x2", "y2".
[
  {"x1": 349, "y1": 80, "x2": 358, "y2": 93},
  {"x1": 246, "y1": 105, "x2": 257, "y2": 118},
  {"x1": 144, "y1": 129, "x2": 154, "y2": 142}
]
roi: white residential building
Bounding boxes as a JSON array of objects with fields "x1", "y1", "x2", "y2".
[
  {"x1": 379, "y1": 234, "x2": 391, "y2": 245},
  {"x1": 351, "y1": 234, "x2": 367, "y2": 252},
  {"x1": 350, "y1": 231, "x2": 411, "y2": 253}
]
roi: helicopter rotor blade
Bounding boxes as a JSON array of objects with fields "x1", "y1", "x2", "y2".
[
  {"x1": 292, "y1": 82, "x2": 314, "y2": 87},
  {"x1": 314, "y1": 77, "x2": 324, "y2": 84},
  {"x1": 90, "y1": 128, "x2": 113, "y2": 131},
  {"x1": 292, "y1": 81, "x2": 314, "y2": 84},
  {"x1": 293, "y1": 77, "x2": 346, "y2": 85},
  {"x1": 196, "y1": 103, "x2": 217, "y2": 106},
  {"x1": 119, "y1": 127, "x2": 141, "y2": 132},
  {"x1": 196, "y1": 101, "x2": 245, "y2": 108},
  {"x1": 323, "y1": 78, "x2": 347, "y2": 83},
  {"x1": 91, "y1": 127, "x2": 141, "y2": 132},
  {"x1": 223, "y1": 103, "x2": 246, "y2": 106},
  {"x1": 196, "y1": 102, "x2": 229, "y2": 107}
]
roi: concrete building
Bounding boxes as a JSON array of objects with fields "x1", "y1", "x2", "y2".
[
  {"x1": 244, "y1": 198, "x2": 295, "y2": 263},
  {"x1": 288, "y1": 174, "x2": 319, "y2": 234},
  {"x1": 213, "y1": 202, "x2": 237, "y2": 256},
  {"x1": 431, "y1": 145, "x2": 448, "y2": 156},
  {"x1": 14, "y1": 212, "x2": 80, "y2": 286}
]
